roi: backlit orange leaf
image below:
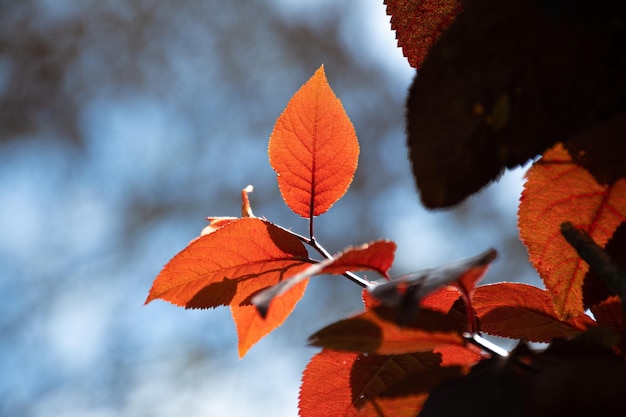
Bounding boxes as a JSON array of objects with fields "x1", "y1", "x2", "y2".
[
  {"x1": 300, "y1": 350, "x2": 463, "y2": 417},
  {"x1": 231, "y1": 280, "x2": 308, "y2": 357},
  {"x1": 473, "y1": 283, "x2": 596, "y2": 342},
  {"x1": 385, "y1": 0, "x2": 462, "y2": 68},
  {"x1": 145, "y1": 217, "x2": 312, "y2": 356},
  {"x1": 519, "y1": 143, "x2": 626, "y2": 318},
  {"x1": 308, "y1": 306, "x2": 464, "y2": 355},
  {"x1": 252, "y1": 240, "x2": 396, "y2": 317},
  {"x1": 268, "y1": 65, "x2": 359, "y2": 218}
]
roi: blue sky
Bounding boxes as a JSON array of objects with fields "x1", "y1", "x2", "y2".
[{"x1": 0, "y1": 1, "x2": 539, "y2": 415}]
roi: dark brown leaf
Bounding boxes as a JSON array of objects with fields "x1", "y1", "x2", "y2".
[{"x1": 407, "y1": 0, "x2": 626, "y2": 208}]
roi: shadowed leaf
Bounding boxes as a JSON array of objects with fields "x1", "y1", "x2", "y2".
[
  {"x1": 433, "y1": 344, "x2": 482, "y2": 367},
  {"x1": 308, "y1": 306, "x2": 464, "y2": 355},
  {"x1": 473, "y1": 283, "x2": 595, "y2": 342},
  {"x1": 368, "y1": 249, "x2": 496, "y2": 323},
  {"x1": 406, "y1": 0, "x2": 626, "y2": 208},
  {"x1": 384, "y1": 0, "x2": 462, "y2": 68},
  {"x1": 590, "y1": 296, "x2": 624, "y2": 355},
  {"x1": 583, "y1": 221, "x2": 626, "y2": 307},
  {"x1": 419, "y1": 346, "x2": 527, "y2": 417},
  {"x1": 563, "y1": 113, "x2": 626, "y2": 186},
  {"x1": 300, "y1": 350, "x2": 460, "y2": 417}
]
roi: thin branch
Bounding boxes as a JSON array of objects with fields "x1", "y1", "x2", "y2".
[
  {"x1": 309, "y1": 236, "x2": 373, "y2": 288},
  {"x1": 465, "y1": 333, "x2": 509, "y2": 358},
  {"x1": 309, "y1": 215, "x2": 315, "y2": 242},
  {"x1": 560, "y1": 222, "x2": 626, "y2": 326},
  {"x1": 271, "y1": 222, "x2": 373, "y2": 288}
]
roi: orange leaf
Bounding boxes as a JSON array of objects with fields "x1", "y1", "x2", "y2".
[
  {"x1": 364, "y1": 285, "x2": 462, "y2": 313},
  {"x1": 252, "y1": 240, "x2": 396, "y2": 317},
  {"x1": 433, "y1": 345, "x2": 482, "y2": 367},
  {"x1": 420, "y1": 287, "x2": 462, "y2": 313},
  {"x1": 300, "y1": 350, "x2": 461, "y2": 417},
  {"x1": 320, "y1": 240, "x2": 396, "y2": 278},
  {"x1": 145, "y1": 217, "x2": 312, "y2": 356},
  {"x1": 308, "y1": 306, "x2": 464, "y2": 355},
  {"x1": 231, "y1": 278, "x2": 308, "y2": 357},
  {"x1": 385, "y1": 0, "x2": 462, "y2": 68},
  {"x1": 519, "y1": 143, "x2": 626, "y2": 318},
  {"x1": 268, "y1": 65, "x2": 359, "y2": 218},
  {"x1": 368, "y1": 249, "x2": 496, "y2": 324},
  {"x1": 473, "y1": 283, "x2": 596, "y2": 342}
]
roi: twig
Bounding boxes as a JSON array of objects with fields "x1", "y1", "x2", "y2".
[
  {"x1": 560, "y1": 222, "x2": 626, "y2": 299},
  {"x1": 272, "y1": 223, "x2": 373, "y2": 288},
  {"x1": 560, "y1": 221, "x2": 626, "y2": 334},
  {"x1": 309, "y1": 236, "x2": 373, "y2": 288},
  {"x1": 465, "y1": 333, "x2": 509, "y2": 358}
]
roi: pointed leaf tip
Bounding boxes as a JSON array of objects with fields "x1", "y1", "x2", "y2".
[
  {"x1": 268, "y1": 65, "x2": 359, "y2": 218},
  {"x1": 145, "y1": 217, "x2": 313, "y2": 356}
]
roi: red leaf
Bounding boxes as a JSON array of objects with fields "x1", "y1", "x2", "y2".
[
  {"x1": 368, "y1": 249, "x2": 496, "y2": 324},
  {"x1": 320, "y1": 240, "x2": 396, "y2": 278},
  {"x1": 433, "y1": 345, "x2": 482, "y2": 367},
  {"x1": 252, "y1": 240, "x2": 396, "y2": 317},
  {"x1": 231, "y1": 279, "x2": 308, "y2": 357},
  {"x1": 365, "y1": 285, "x2": 463, "y2": 314},
  {"x1": 268, "y1": 65, "x2": 359, "y2": 218},
  {"x1": 300, "y1": 350, "x2": 461, "y2": 417},
  {"x1": 519, "y1": 143, "x2": 626, "y2": 318},
  {"x1": 404, "y1": 1, "x2": 625, "y2": 209},
  {"x1": 308, "y1": 306, "x2": 464, "y2": 355},
  {"x1": 420, "y1": 287, "x2": 462, "y2": 314},
  {"x1": 473, "y1": 283, "x2": 596, "y2": 342},
  {"x1": 385, "y1": 0, "x2": 462, "y2": 68},
  {"x1": 145, "y1": 217, "x2": 312, "y2": 356}
]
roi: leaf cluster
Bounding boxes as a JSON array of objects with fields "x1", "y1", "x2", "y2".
[{"x1": 146, "y1": 1, "x2": 626, "y2": 416}]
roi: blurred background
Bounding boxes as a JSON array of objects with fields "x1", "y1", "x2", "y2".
[{"x1": 0, "y1": 1, "x2": 540, "y2": 416}]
